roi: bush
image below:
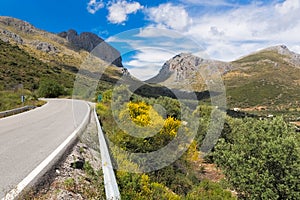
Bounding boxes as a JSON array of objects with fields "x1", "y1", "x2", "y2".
[
  {"x1": 38, "y1": 79, "x2": 64, "y2": 98},
  {"x1": 185, "y1": 180, "x2": 236, "y2": 200},
  {"x1": 212, "y1": 117, "x2": 300, "y2": 199}
]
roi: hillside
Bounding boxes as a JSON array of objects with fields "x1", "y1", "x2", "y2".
[
  {"x1": 147, "y1": 45, "x2": 300, "y2": 116},
  {"x1": 227, "y1": 45, "x2": 300, "y2": 110},
  {"x1": 0, "y1": 16, "x2": 126, "y2": 109},
  {"x1": 0, "y1": 39, "x2": 74, "y2": 91}
]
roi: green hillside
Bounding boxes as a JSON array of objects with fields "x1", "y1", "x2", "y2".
[
  {"x1": 225, "y1": 48, "x2": 300, "y2": 118},
  {"x1": 0, "y1": 40, "x2": 76, "y2": 111},
  {"x1": 0, "y1": 40, "x2": 74, "y2": 91},
  {"x1": 146, "y1": 46, "x2": 300, "y2": 119},
  {"x1": 0, "y1": 16, "x2": 125, "y2": 111}
]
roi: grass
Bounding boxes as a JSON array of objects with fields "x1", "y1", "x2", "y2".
[
  {"x1": 0, "y1": 90, "x2": 45, "y2": 112},
  {"x1": 233, "y1": 50, "x2": 289, "y2": 64}
]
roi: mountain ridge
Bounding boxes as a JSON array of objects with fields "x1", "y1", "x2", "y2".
[
  {"x1": 0, "y1": 16, "x2": 123, "y2": 69},
  {"x1": 147, "y1": 45, "x2": 300, "y2": 112},
  {"x1": 0, "y1": 16, "x2": 128, "y2": 104},
  {"x1": 58, "y1": 29, "x2": 123, "y2": 67}
]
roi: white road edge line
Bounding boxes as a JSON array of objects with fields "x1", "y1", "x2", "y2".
[
  {"x1": 94, "y1": 108, "x2": 120, "y2": 200},
  {"x1": 2, "y1": 100, "x2": 90, "y2": 200}
]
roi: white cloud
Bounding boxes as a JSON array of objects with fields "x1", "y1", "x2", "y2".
[
  {"x1": 180, "y1": 0, "x2": 237, "y2": 7},
  {"x1": 108, "y1": 27, "x2": 207, "y2": 80},
  {"x1": 127, "y1": 67, "x2": 161, "y2": 81},
  {"x1": 129, "y1": 49, "x2": 175, "y2": 66},
  {"x1": 107, "y1": 0, "x2": 300, "y2": 80},
  {"x1": 146, "y1": 3, "x2": 192, "y2": 30},
  {"x1": 107, "y1": 0, "x2": 143, "y2": 24},
  {"x1": 124, "y1": 49, "x2": 176, "y2": 80},
  {"x1": 136, "y1": 26, "x2": 184, "y2": 39},
  {"x1": 87, "y1": 0, "x2": 104, "y2": 14},
  {"x1": 143, "y1": 0, "x2": 300, "y2": 61},
  {"x1": 290, "y1": 44, "x2": 300, "y2": 53},
  {"x1": 276, "y1": 0, "x2": 300, "y2": 14}
]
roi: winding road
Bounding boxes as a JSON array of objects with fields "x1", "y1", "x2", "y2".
[{"x1": 0, "y1": 99, "x2": 90, "y2": 199}]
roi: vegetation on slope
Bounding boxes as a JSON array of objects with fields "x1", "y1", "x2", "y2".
[
  {"x1": 96, "y1": 88, "x2": 236, "y2": 199},
  {"x1": 95, "y1": 83, "x2": 299, "y2": 199},
  {"x1": 0, "y1": 40, "x2": 76, "y2": 110},
  {"x1": 0, "y1": 40, "x2": 74, "y2": 91},
  {"x1": 212, "y1": 117, "x2": 300, "y2": 199},
  {"x1": 227, "y1": 50, "x2": 300, "y2": 109}
]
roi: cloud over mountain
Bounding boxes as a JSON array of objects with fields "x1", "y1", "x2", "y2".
[
  {"x1": 107, "y1": 0, "x2": 143, "y2": 24},
  {"x1": 146, "y1": 3, "x2": 192, "y2": 30},
  {"x1": 87, "y1": 0, "x2": 104, "y2": 14}
]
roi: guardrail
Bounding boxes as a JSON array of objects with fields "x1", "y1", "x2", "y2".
[
  {"x1": 0, "y1": 106, "x2": 35, "y2": 118},
  {"x1": 93, "y1": 108, "x2": 121, "y2": 200}
]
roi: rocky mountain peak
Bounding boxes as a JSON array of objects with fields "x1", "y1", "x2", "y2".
[
  {"x1": 58, "y1": 29, "x2": 104, "y2": 52},
  {"x1": 263, "y1": 45, "x2": 300, "y2": 66},
  {"x1": 58, "y1": 29, "x2": 123, "y2": 67},
  {"x1": 265, "y1": 44, "x2": 291, "y2": 55},
  {"x1": 147, "y1": 53, "x2": 232, "y2": 84}
]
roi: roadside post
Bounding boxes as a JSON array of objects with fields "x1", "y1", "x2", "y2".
[
  {"x1": 97, "y1": 94, "x2": 102, "y2": 103},
  {"x1": 21, "y1": 95, "x2": 25, "y2": 106}
]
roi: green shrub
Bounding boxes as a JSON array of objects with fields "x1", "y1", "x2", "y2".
[
  {"x1": 185, "y1": 180, "x2": 236, "y2": 200},
  {"x1": 212, "y1": 117, "x2": 300, "y2": 199},
  {"x1": 38, "y1": 79, "x2": 64, "y2": 98}
]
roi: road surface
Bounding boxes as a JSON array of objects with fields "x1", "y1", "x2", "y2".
[{"x1": 0, "y1": 99, "x2": 89, "y2": 199}]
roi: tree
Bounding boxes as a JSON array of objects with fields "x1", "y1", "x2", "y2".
[
  {"x1": 213, "y1": 117, "x2": 300, "y2": 199},
  {"x1": 38, "y1": 78, "x2": 64, "y2": 98}
]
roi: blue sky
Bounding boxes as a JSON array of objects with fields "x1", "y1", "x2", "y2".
[{"x1": 1, "y1": 0, "x2": 299, "y2": 80}]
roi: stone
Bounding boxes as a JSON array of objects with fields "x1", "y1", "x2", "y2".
[
  {"x1": 36, "y1": 42, "x2": 60, "y2": 53},
  {"x1": 70, "y1": 159, "x2": 85, "y2": 170},
  {"x1": 0, "y1": 16, "x2": 36, "y2": 33},
  {"x1": 0, "y1": 29, "x2": 23, "y2": 44}
]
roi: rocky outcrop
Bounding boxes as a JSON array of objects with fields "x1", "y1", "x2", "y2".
[
  {"x1": 0, "y1": 16, "x2": 36, "y2": 33},
  {"x1": 35, "y1": 41, "x2": 60, "y2": 53},
  {"x1": 58, "y1": 30, "x2": 101, "y2": 52},
  {"x1": 58, "y1": 29, "x2": 123, "y2": 67},
  {"x1": 264, "y1": 45, "x2": 300, "y2": 67},
  {"x1": 0, "y1": 29, "x2": 23, "y2": 44},
  {"x1": 147, "y1": 53, "x2": 232, "y2": 83}
]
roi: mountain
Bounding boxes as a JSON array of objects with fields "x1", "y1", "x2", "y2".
[
  {"x1": 147, "y1": 45, "x2": 300, "y2": 112},
  {"x1": 0, "y1": 16, "x2": 135, "y2": 112},
  {"x1": 0, "y1": 16, "x2": 125, "y2": 93},
  {"x1": 0, "y1": 16, "x2": 123, "y2": 67},
  {"x1": 58, "y1": 29, "x2": 123, "y2": 67},
  {"x1": 147, "y1": 53, "x2": 232, "y2": 91}
]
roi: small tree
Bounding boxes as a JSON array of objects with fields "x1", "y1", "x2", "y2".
[{"x1": 38, "y1": 78, "x2": 64, "y2": 98}]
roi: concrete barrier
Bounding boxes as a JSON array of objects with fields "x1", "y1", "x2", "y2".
[{"x1": 0, "y1": 106, "x2": 35, "y2": 118}]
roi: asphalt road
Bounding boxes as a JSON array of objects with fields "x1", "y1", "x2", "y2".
[{"x1": 0, "y1": 99, "x2": 89, "y2": 199}]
